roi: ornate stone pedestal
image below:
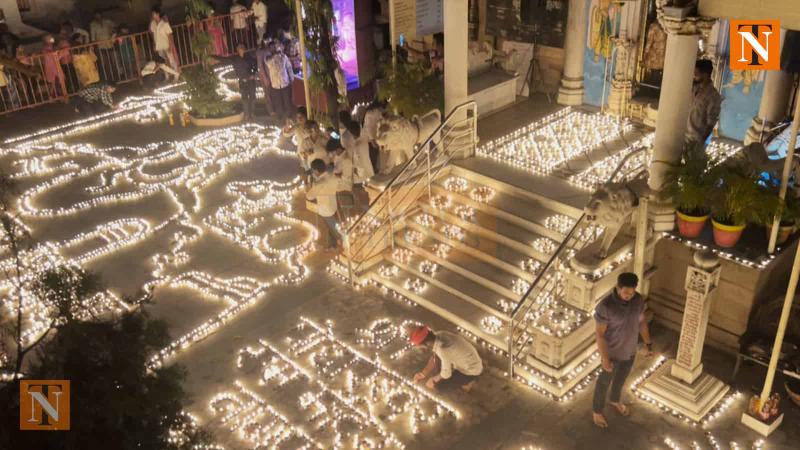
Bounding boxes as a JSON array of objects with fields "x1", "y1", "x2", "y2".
[
  {"x1": 563, "y1": 238, "x2": 635, "y2": 312},
  {"x1": 637, "y1": 250, "x2": 730, "y2": 421}
]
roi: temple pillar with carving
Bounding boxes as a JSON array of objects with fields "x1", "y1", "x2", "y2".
[
  {"x1": 636, "y1": 250, "x2": 730, "y2": 422},
  {"x1": 557, "y1": 0, "x2": 588, "y2": 105},
  {"x1": 744, "y1": 57, "x2": 794, "y2": 144},
  {"x1": 607, "y1": 2, "x2": 641, "y2": 116}
]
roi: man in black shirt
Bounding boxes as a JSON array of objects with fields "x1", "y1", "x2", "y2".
[{"x1": 213, "y1": 43, "x2": 257, "y2": 121}]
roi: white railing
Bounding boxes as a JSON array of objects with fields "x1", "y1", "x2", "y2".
[{"x1": 342, "y1": 102, "x2": 478, "y2": 283}]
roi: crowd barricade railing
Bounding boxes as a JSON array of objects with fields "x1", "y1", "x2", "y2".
[{"x1": 0, "y1": 12, "x2": 259, "y2": 116}]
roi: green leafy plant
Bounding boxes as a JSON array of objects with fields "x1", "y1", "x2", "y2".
[
  {"x1": 377, "y1": 60, "x2": 444, "y2": 118},
  {"x1": 286, "y1": 0, "x2": 342, "y2": 126},
  {"x1": 182, "y1": 65, "x2": 233, "y2": 118},
  {"x1": 710, "y1": 164, "x2": 780, "y2": 226},
  {"x1": 182, "y1": 0, "x2": 232, "y2": 118},
  {"x1": 661, "y1": 143, "x2": 714, "y2": 216}
]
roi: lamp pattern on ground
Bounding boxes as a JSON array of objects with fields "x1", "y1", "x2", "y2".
[
  {"x1": 208, "y1": 317, "x2": 459, "y2": 449},
  {"x1": 477, "y1": 108, "x2": 632, "y2": 176},
  {"x1": 0, "y1": 124, "x2": 320, "y2": 371}
]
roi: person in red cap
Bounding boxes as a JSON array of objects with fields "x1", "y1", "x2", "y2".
[{"x1": 408, "y1": 325, "x2": 483, "y2": 392}]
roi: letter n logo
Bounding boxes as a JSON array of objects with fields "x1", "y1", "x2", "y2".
[
  {"x1": 730, "y1": 20, "x2": 780, "y2": 70},
  {"x1": 20, "y1": 380, "x2": 71, "y2": 430}
]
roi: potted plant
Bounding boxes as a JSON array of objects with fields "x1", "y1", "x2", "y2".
[
  {"x1": 183, "y1": 0, "x2": 240, "y2": 126},
  {"x1": 661, "y1": 144, "x2": 713, "y2": 238},
  {"x1": 709, "y1": 165, "x2": 774, "y2": 248},
  {"x1": 759, "y1": 191, "x2": 799, "y2": 246}
]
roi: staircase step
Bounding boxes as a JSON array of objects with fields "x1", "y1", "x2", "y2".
[
  {"x1": 419, "y1": 201, "x2": 557, "y2": 263},
  {"x1": 451, "y1": 159, "x2": 589, "y2": 216},
  {"x1": 406, "y1": 216, "x2": 534, "y2": 282},
  {"x1": 397, "y1": 231, "x2": 523, "y2": 304},
  {"x1": 385, "y1": 249, "x2": 510, "y2": 320},
  {"x1": 430, "y1": 182, "x2": 568, "y2": 242},
  {"x1": 372, "y1": 265, "x2": 509, "y2": 350}
]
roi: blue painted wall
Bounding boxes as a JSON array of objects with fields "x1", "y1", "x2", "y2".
[
  {"x1": 582, "y1": 0, "x2": 619, "y2": 107},
  {"x1": 715, "y1": 20, "x2": 766, "y2": 141}
]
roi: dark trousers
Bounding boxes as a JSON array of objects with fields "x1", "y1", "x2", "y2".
[
  {"x1": 239, "y1": 79, "x2": 256, "y2": 120},
  {"x1": 428, "y1": 355, "x2": 479, "y2": 389},
  {"x1": 270, "y1": 86, "x2": 293, "y2": 120},
  {"x1": 592, "y1": 358, "x2": 634, "y2": 413},
  {"x1": 321, "y1": 214, "x2": 340, "y2": 248},
  {"x1": 73, "y1": 97, "x2": 109, "y2": 116}
]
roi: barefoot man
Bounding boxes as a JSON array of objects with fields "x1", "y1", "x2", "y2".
[
  {"x1": 409, "y1": 325, "x2": 482, "y2": 392},
  {"x1": 592, "y1": 272, "x2": 653, "y2": 428}
]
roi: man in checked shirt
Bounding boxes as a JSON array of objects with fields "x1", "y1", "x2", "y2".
[{"x1": 73, "y1": 82, "x2": 117, "y2": 115}]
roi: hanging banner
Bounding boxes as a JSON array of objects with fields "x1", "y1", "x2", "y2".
[{"x1": 416, "y1": 0, "x2": 443, "y2": 36}]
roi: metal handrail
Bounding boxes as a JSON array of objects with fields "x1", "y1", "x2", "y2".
[
  {"x1": 507, "y1": 145, "x2": 648, "y2": 377},
  {"x1": 343, "y1": 102, "x2": 478, "y2": 283}
]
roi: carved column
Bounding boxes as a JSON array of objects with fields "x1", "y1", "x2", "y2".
[
  {"x1": 637, "y1": 250, "x2": 729, "y2": 422},
  {"x1": 607, "y1": 2, "x2": 641, "y2": 116},
  {"x1": 557, "y1": 0, "x2": 588, "y2": 105}
]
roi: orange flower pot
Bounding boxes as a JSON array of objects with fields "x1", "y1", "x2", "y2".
[
  {"x1": 676, "y1": 210, "x2": 709, "y2": 238},
  {"x1": 712, "y1": 219, "x2": 745, "y2": 248}
]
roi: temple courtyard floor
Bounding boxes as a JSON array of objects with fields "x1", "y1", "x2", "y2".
[{"x1": 1, "y1": 95, "x2": 798, "y2": 449}]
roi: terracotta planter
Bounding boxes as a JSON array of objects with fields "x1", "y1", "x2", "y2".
[
  {"x1": 711, "y1": 219, "x2": 745, "y2": 248},
  {"x1": 675, "y1": 210, "x2": 709, "y2": 238},
  {"x1": 188, "y1": 111, "x2": 244, "y2": 127},
  {"x1": 766, "y1": 223, "x2": 795, "y2": 246}
]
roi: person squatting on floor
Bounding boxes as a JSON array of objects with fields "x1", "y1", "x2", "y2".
[
  {"x1": 212, "y1": 43, "x2": 257, "y2": 121},
  {"x1": 408, "y1": 325, "x2": 483, "y2": 392},
  {"x1": 305, "y1": 158, "x2": 341, "y2": 250},
  {"x1": 73, "y1": 82, "x2": 116, "y2": 115},
  {"x1": 592, "y1": 272, "x2": 653, "y2": 428}
]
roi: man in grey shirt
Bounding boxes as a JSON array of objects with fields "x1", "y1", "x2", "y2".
[
  {"x1": 592, "y1": 272, "x2": 653, "y2": 428},
  {"x1": 685, "y1": 59, "x2": 722, "y2": 148}
]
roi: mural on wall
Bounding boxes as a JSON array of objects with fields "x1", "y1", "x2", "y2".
[
  {"x1": 332, "y1": 0, "x2": 359, "y2": 85},
  {"x1": 714, "y1": 20, "x2": 766, "y2": 141},
  {"x1": 583, "y1": 0, "x2": 619, "y2": 107}
]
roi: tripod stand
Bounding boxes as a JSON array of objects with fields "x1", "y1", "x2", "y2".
[{"x1": 519, "y1": 29, "x2": 552, "y2": 103}]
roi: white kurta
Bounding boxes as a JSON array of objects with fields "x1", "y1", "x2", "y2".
[
  {"x1": 343, "y1": 130, "x2": 374, "y2": 184},
  {"x1": 333, "y1": 153, "x2": 354, "y2": 191}
]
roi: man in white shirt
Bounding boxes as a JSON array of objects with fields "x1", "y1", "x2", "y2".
[
  {"x1": 409, "y1": 325, "x2": 483, "y2": 392},
  {"x1": 266, "y1": 41, "x2": 295, "y2": 121},
  {"x1": 230, "y1": 0, "x2": 249, "y2": 47},
  {"x1": 330, "y1": 139, "x2": 353, "y2": 192},
  {"x1": 90, "y1": 11, "x2": 118, "y2": 80},
  {"x1": 150, "y1": 8, "x2": 179, "y2": 72},
  {"x1": 251, "y1": 0, "x2": 268, "y2": 42},
  {"x1": 302, "y1": 121, "x2": 330, "y2": 173},
  {"x1": 306, "y1": 159, "x2": 341, "y2": 250}
]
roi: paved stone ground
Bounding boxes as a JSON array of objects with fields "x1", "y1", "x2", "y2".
[{"x1": 1, "y1": 97, "x2": 798, "y2": 449}]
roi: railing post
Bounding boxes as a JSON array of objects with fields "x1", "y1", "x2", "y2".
[
  {"x1": 425, "y1": 143, "x2": 432, "y2": 199},
  {"x1": 345, "y1": 232, "x2": 354, "y2": 287},
  {"x1": 508, "y1": 317, "x2": 516, "y2": 379},
  {"x1": 131, "y1": 36, "x2": 145, "y2": 86},
  {"x1": 387, "y1": 188, "x2": 395, "y2": 251}
]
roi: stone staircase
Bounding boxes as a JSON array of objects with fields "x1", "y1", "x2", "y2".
[{"x1": 331, "y1": 106, "x2": 654, "y2": 399}]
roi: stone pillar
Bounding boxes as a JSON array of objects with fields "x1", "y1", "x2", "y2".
[
  {"x1": 557, "y1": 0, "x2": 588, "y2": 106},
  {"x1": 671, "y1": 251, "x2": 721, "y2": 383},
  {"x1": 637, "y1": 250, "x2": 729, "y2": 422},
  {"x1": 607, "y1": 2, "x2": 641, "y2": 116},
  {"x1": 444, "y1": 0, "x2": 469, "y2": 116},
  {"x1": 647, "y1": 32, "x2": 699, "y2": 192},
  {"x1": 744, "y1": 69, "x2": 794, "y2": 144}
]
